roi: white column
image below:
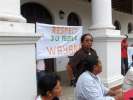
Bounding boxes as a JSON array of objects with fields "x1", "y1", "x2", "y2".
[
  {"x1": 90, "y1": 30, "x2": 124, "y2": 88},
  {"x1": 0, "y1": 0, "x2": 40, "y2": 100},
  {"x1": 90, "y1": 0, "x2": 114, "y2": 29},
  {"x1": 89, "y1": 0, "x2": 123, "y2": 88},
  {"x1": 0, "y1": 21, "x2": 41, "y2": 100},
  {"x1": 0, "y1": 0, "x2": 26, "y2": 22},
  {"x1": 0, "y1": 29, "x2": 40, "y2": 100}
]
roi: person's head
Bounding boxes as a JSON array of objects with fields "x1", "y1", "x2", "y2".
[
  {"x1": 81, "y1": 33, "x2": 93, "y2": 50},
  {"x1": 83, "y1": 55, "x2": 102, "y2": 75},
  {"x1": 38, "y1": 72, "x2": 62, "y2": 99}
]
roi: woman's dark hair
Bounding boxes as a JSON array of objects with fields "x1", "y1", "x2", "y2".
[
  {"x1": 80, "y1": 33, "x2": 93, "y2": 43},
  {"x1": 37, "y1": 71, "x2": 60, "y2": 96}
]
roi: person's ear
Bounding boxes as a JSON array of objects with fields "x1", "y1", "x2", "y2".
[
  {"x1": 46, "y1": 91, "x2": 52, "y2": 97},
  {"x1": 93, "y1": 65, "x2": 98, "y2": 70}
]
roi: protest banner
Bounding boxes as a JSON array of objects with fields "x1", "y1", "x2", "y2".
[{"x1": 36, "y1": 23, "x2": 82, "y2": 59}]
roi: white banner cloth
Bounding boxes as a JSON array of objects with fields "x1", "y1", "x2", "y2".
[{"x1": 36, "y1": 23, "x2": 82, "y2": 59}]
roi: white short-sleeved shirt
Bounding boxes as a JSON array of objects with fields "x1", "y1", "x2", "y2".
[{"x1": 75, "y1": 71, "x2": 115, "y2": 100}]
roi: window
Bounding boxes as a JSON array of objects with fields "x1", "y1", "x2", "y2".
[
  {"x1": 114, "y1": 20, "x2": 121, "y2": 30},
  {"x1": 67, "y1": 12, "x2": 81, "y2": 26},
  {"x1": 128, "y1": 23, "x2": 133, "y2": 33},
  {"x1": 21, "y1": 3, "x2": 55, "y2": 72},
  {"x1": 112, "y1": 0, "x2": 132, "y2": 14},
  {"x1": 21, "y1": 2, "x2": 53, "y2": 24}
]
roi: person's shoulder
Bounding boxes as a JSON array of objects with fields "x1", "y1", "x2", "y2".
[
  {"x1": 90, "y1": 48, "x2": 98, "y2": 56},
  {"x1": 79, "y1": 71, "x2": 93, "y2": 80},
  {"x1": 127, "y1": 67, "x2": 133, "y2": 74},
  {"x1": 36, "y1": 96, "x2": 42, "y2": 100},
  {"x1": 130, "y1": 66, "x2": 133, "y2": 70},
  {"x1": 77, "y1": 72, "x2": 96, "y2": 88},
  {"x1": 90, "y1": 48, "x2": 96, "y2": 52},
  {"x1": 124, "y1": 67, "x2": 133, "y2": 78},
  {"x1": 74, "y1": 48, "x2": 84, "y2": 55}
]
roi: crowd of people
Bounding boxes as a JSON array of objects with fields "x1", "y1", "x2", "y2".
[{"x1": 36, "y1": 33, "x2": 133, "y2": 100}]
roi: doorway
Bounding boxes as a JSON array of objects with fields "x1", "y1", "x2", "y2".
[{"x1": 21, "y1": 2, "x2": 55, "y2": 72}]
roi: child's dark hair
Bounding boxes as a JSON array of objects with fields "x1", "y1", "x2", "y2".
[{"x1": 37, "y1": 71, "x2": 60, "y2": 96}]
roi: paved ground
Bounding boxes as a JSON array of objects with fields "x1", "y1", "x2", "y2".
[
  {"x1": 60, "y1": 85, "x2": 75, "y2": 100},
  {"x1": 57, "y1": 71, "x2": 75, "y2": 100}
]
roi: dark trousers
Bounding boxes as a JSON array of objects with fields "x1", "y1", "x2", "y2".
[{"x1": 121, "y1": 58, "x2": 128, "y2": 75}]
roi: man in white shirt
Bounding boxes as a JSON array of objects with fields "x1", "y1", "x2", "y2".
[{"x1": 75, "y1": 55, "x2": 123, "y2": 100}]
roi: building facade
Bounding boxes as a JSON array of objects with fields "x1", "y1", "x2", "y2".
[{"x1": 0, "y1": 0, "x2": 133, "y2": 100}]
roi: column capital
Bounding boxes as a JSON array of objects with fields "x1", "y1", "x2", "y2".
[
  {"x1": 89, "y1": 24, "x2": 115, "y2": 30},
  {"x1": 0, "y1": 0, "x2": 26, "y2": 22},
  {"x1": 0, "y1": 14, "x2": 26, "y2": 22}
]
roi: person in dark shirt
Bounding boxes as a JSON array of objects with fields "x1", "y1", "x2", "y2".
[{"x1": 66, "y1": 33, "x2": 98, "y2": 86}]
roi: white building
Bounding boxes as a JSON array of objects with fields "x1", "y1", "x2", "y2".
[{"x1": 0, "y1": 0, "x2": 133, "y2": 100}]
